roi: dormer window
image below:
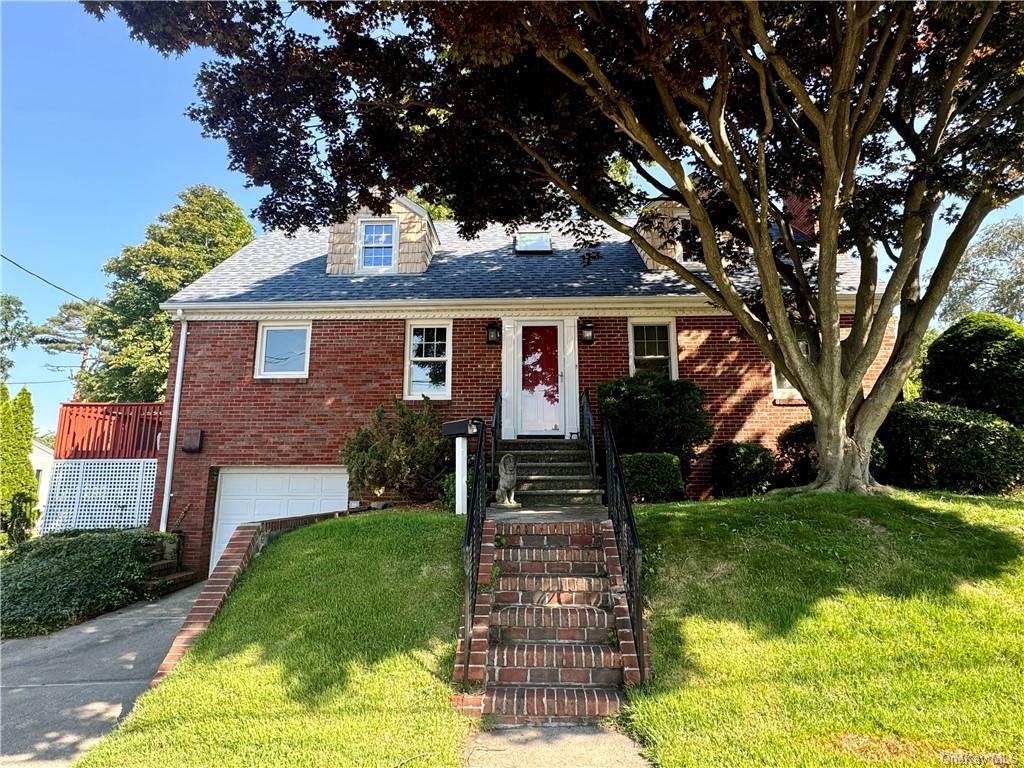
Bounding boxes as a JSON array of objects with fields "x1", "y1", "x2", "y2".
[
  {"x1": 514, "y1": 231, "x2": 552, "y2": 254},
  {"x1": 358, "y1": 218, "x2": 398, "y2": 273}
]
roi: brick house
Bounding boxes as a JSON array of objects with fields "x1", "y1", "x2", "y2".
[{"x1": 152, "y1": 196, "x2": 892, "y2": 575}]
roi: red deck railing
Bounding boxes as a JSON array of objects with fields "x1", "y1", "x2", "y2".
[{"x1": 54, "y1": 402, "x2": 164, "y2": 460}]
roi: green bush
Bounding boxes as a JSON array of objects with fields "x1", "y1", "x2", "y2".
[
  {"x1": 921, "y1": 312, "x2": 1024, "y2": 424},
  {"x1": 598, "y1": 373, "x2": 712, "y2": 482},
  {"x1": 711, "y1": 442, "x2": 775, "y2": 497},
  {"x1": 1, "y1": 528, "x2": 177, "y2": 638},
  {"x1": 343, "y1": 397, "x2": 452, "y2": 502},
  {"x1": 775, "y1": 420, "x2": 817, "y2": 486},
  {"x1": 876, "y1": 401, "x2": 1024, "y2": 494},
  {"x1": 621, "y1": 453, "x2": 685, "y2": 502}
]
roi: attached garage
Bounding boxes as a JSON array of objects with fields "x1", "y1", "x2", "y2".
[{"x1": 211, "y1": 466, "x2": 349, "y2": 572}]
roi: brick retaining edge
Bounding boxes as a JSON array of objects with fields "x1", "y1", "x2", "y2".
[{"x1": 150, "y1": 507, "x2": 368, "y2": 686}]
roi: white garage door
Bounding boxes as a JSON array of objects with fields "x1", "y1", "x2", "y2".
[{"x1": 211, "y1": 466, "x2": 349, "y2": 572}]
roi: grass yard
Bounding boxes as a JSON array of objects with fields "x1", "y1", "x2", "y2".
[
  {"x1": 75, "y1": 511, "x2": 473, "y2": 768},
  {"x1": 626, "y1": 491, "x2": 1024, "y2": 767}
]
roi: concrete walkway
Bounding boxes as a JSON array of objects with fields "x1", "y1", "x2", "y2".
[
  {"x1": 466, "y1": 726, "x2": 651, "y2": 768},
  {"x1": 1, "y1": 583, "x2": 203, "y2": 768}
]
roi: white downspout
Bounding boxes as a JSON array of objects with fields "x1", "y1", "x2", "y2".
[{"x1": 159, "y1": 310, "x2": 188, "y2": 532}]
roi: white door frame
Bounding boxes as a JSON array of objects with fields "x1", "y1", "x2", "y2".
[{"x1": 500, "y1": 317, "x2": 580, "y2": 439}]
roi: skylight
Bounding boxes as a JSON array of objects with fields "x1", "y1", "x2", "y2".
[{"x1": 514, "y1": 231, "x2": 552, "y2": 254}]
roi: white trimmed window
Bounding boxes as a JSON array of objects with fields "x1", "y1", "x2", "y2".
[
  {"x1": 629, "y1": 319, "x2": 678, "y2": 379},
  {"x1": 772, "y1": 340, "x2": 810, "y2": 400},
  {"x1": 255, "y1": 322, "x2": 311, "y2": 378},
  {"x1": 406, "y1": 322, "x2": 452, "y2": 399},
  {"x1": 358, "y1": 218, "x2": 398, "y2": 273}
]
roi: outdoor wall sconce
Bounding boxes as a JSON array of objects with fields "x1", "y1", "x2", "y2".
[
  {"x1": 580, "y1": 319, "x2": 596, "y2": 345},
  {"x1": 486, "y1": 322, "x2": 502, "y2": 345}
]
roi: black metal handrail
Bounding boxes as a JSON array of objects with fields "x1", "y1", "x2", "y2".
[
  {"x1": 490, "y1": 389, "x2": 501, "y2": 493},
  {"x1": 580, "y1": 390, "x2": 598, "y2": 481},
  {"x1": 602, "y1": 419, "x2": 646, "y2": 682},
  {"x1": 461, "y1": 416, "x2": 488, "y2": 685}
]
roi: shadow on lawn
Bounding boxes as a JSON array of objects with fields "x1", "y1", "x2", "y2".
[
  {"x1": 637, "y1": 493, "x2": 1023, "y2": 673},
  {"x1": 183, "y1": 513, "x2": 466, "y2": 708}
]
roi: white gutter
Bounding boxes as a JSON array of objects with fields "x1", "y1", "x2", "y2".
[{"x1": 158, "y1": 310, "x2": 188, "y2": 532}]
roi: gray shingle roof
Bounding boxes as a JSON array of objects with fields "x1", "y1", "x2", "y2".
[{"x1": 166, "y1": 221, "x2": 862, "y2": 306}]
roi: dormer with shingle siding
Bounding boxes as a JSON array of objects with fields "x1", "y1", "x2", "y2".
[{"x1": 327, "y1": 197, "x2": 440, "y2": 275}]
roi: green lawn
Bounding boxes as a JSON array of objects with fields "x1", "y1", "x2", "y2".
[
  {"x1": 76, "y1": 511, "x2": 474, "y2": 768},
  {"x1": 626, "y1": 492, "x2": 1024, "y2": 767}
]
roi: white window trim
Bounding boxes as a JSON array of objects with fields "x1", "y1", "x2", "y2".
[
  {"x1": 404, "y1": 320, "x2": 453, "y2": 400},
  {"x1": 356, "y1": 217, "x2": 400, "y2": 274},
  {"x1": 628, "y1": 318, "x2": 679, "y2": 379},
  {"x1": 254, "y1": 321, "x2": 312, "y2": 379},
  {"x1": 771, "y1": 340, "x2": 809, "y2": 400}
]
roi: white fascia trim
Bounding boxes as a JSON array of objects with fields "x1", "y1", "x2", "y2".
[{"x1": 162, "y1": 292, "x2": 869, "y2": 320}]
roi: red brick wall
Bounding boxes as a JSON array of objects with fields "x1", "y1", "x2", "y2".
[{"x1": 154, "y1": 313, "x2": 894, "y2": 572}]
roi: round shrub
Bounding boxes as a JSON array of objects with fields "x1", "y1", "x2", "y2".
[
  {"x1": 876, "y1": 401, "x2": 1024, "y2": 494},
  {"x1": 921, "y1": 312, "x2": 1024, "y2": 424},
  {"x1": 711, "y1": 442, "x2": 775, "y2": 497},
  {"x1": 598, "y1": 373, "x2": 712, "y2": 482},
  {"x1": 620, "y1": 453, "x2": 685, "y2": 502},
  {"x1": 775, "y1": 420, "x2": 817, "y2": 486}
]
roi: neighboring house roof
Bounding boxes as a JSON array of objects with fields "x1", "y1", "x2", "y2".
[
  {"x1": 164, "y1": 221, "x2": 864, "y2": 307},
  {"x1": 31, "y1": 438, "x2": 54, "y2": 457}
]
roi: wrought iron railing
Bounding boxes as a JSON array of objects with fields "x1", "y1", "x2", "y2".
[
  {"x1": 580, "y1": 390, "x2": 598, "y2": 482},
  {"x1": 490, "y1": 389, "x2": 501, "y2": 493},
  {"x1": 602, "y1": 419, "x2": 646, "y2": 682},
  {"x1": 460, "y1": 417, "x2": 488, "y2": 685}
]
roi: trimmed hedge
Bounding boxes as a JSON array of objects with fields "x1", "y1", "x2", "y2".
[
  {"x1": 775, "y1": 420, "x2": 818, "y2": 487},
  {"x1": 711, "y1": 442, "x2": 775, "y2": 497},
  {"x1": 621, "y1": 453, "x2": 685, "y2": 502},
  {"x1": 921, "y1": 312, "x2": 1024, "y2": 425},
  {"x1": 876, "y1": 401, "x2": 1024, "y2": 494},
  {"x1": 598, "y1": 373, "x2": 712, "y2": 482},
  {"x1": 0, "y1": 528, "x2": 176, "y2": 638}
]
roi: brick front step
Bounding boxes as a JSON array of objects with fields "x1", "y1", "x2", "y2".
[
  {"x1": 488, "y1": 642, "x2": 621, "y2": 669},
  {"x1": 497, "y1": 575, "x2": 611, "y2": 592},
  {"x1": 517, "y1": 476, "x2": 599, "y2": 492},
  {"x1": 493, "y1": 605, "x2": 611, "y2": 628},
  {"x1": 496, "y1": 559, "x2": 604, "y2": 576},
  {"x1": 144, "y1": 571, "x2": 197, "y2": 597},
  {"x1": 493, "y1": 589, "x2": 611, "y2": 608},
  {"x1": 481, "y1": 686, "x2": 625, "y2": 724},
  {"x1": 496, "y1": 523, "x2": 605, "y2": 536},
  {"x1": 498, "y1": 532, "x2": 604, "y2": 548},
  {"x1": 494, "y1": 625, "x2": 613, "y2": 643},
  {"x1": 496, "y1": 547, "x2": 604, "y2": 562},
  {"x1": 489, "y1": 664, "x2": 623, "y2": 686},
  {"x1": 145, "y1": 558, "x2": 180, "y2": 578}
]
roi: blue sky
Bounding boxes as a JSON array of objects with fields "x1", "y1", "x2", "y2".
[
  {"x1": 1, "y1": 2, "x2": 1019, "y2": 432},
  {"x1": 2, "y1": 2, "x2": 264, "y2": 430}
]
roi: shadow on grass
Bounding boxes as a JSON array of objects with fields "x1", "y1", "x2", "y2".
[
  {"x1": 181, "y1": 511, "x2": 466, "y2": 708},
  {"x1": 636, "y1": 493, "x2": 1023, "y2": 660}
]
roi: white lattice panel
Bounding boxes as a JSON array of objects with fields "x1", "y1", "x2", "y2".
[{"x1": 40, "y1": 459, "x2": 158, "y2": 533}]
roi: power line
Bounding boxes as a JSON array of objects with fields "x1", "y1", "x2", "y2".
[
  {"x1": 5, "y1": 380, "x2": 69, "y2": 385},
  {"x1": 1, "y1": 253, "x2": 102, "y2": 307}
]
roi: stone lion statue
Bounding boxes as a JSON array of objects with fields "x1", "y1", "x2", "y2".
[{"x1": 495, "y1": 453, "x2": 520, "y2": 507}]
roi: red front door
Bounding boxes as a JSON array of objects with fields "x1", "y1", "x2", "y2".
[{"x1": 519, "y1": 323, "x2": 563, "y2": 435}]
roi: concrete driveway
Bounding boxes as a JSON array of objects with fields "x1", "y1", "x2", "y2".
[{"x1": 1, "y1": 583, "x2": 203, "y2": 768}]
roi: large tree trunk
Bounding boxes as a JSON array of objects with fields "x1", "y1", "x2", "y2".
[{"x1": 811, "y1": 416, "x2": 875, "y2": 493}]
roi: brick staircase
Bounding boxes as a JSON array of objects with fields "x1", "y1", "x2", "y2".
[
  {"x1": 141, "y1": 536, "x2": 197, "y2": 596},
  {"x1": 497, "y1": 439, "x2": 603, "y2": 508},
  {"x1": 454, "y1": 519, "x2": 647, "y2": 725}
]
